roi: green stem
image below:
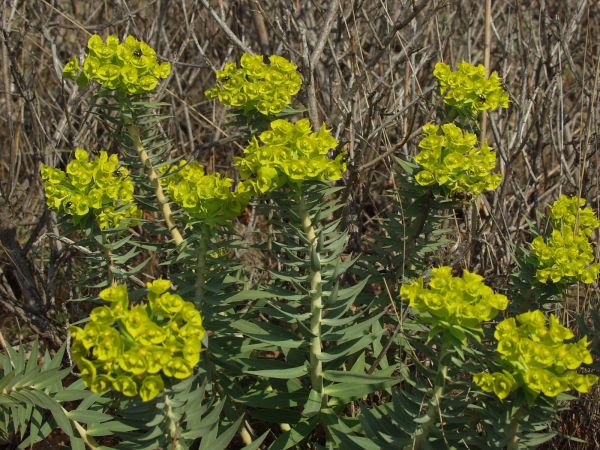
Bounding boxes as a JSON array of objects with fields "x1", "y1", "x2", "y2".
[
  {"x1": 506, "y1": 406, "x2": 524, "y2": 450},
  {"x1": 164, "y1": 394, "x2": 180, "y2": 448},
  {"x1": 396, "y1": 188, "x2": 434, "y2": 287},
  {"x1": 296, "y1": 193, "x2": 325, "y2": 401},
  {"x1": 195, "y1": 227, "x2": 254, "y2": 445},
  {"x1": 195, "y1": 225, "x2": 209, "y2": 312},
  {"x1": 128, "y1": 124, "x2": 184, "y2": 246},
  {"x1": 64, "y1": 406, "x2": 102, "y2": 449},
  {"x1": 410, "y1": 344, "x2": 449, "y2": 450},
  {"x1": 100, "y1": 232, "x2": 115, "y2": 286},
  {"x1": 239, "y1": 425, "x2": 253, "y2": 446}
]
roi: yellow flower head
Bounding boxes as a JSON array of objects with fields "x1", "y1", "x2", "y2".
[
  {"x1": 160, "y1": 161, "x2": 251, "y2": 224},
  {"x1": 63, "y1": 34, "x2": 170, "y2": 94},
  {"x1": 235, "y1": 118, "x2": 345, "y2": 192},
  {"x1": 205, "y1": 53, "x2": 302, "y2": 115},
  {"x1": 531, "y1": 196, "x2": 599, "y2": 285},
  {"x1": 41, "y1": 149, "x2": 140, "y2": 230},
  {"x1": 400, "y1": 266, "x2": 508, "y2": 336},
  {"x1": 414, "y1": 123, "x2": 502, "y2": 196},
  {"x1": 474, "y1": 311, "x2": 598, "y2": 400},
  {"x1": 433, "y1": 61, "x2": 509, "y2": 115},
  {"x1": 550, "y1": 195, "x2": 600, "y2": 236},
  {"x1": 71, "y1": 280, "x2": 205, "y2": 402}
]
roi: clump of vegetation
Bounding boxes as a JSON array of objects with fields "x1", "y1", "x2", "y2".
[{"x1": 2, "y1": 3, "x2": 599, "y2": 449}]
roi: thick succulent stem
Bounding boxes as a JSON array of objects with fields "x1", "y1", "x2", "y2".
[
  {"x1": 396, "y1": 188, "x2": 434, "y2": 286},
  {"x1": 195, "y1": 225, "x2": 209, "y2": 311},
  {"x1": 100, "y1": 232, "x2": 115, "y2": 286},
  {"x1": 128, "y1": 124, "x2": 184, "y2": 246},
  {"x1": 164, "y1": 394, "x2": 181, "y2": 448},
  {"x1": 506, "y1": 406, "x2": 524, "y2": 450},
  {"x1": 194, "y1": 227, "x2": 253, "y2": 445},
  {"x1": 239, "y1": 426, "x2": 253, "y2": 446},
  {"x1": 410, "y1": 346, "x2": 448, "y2": 450},
  {"x1": 297, "y1": 193, "x2": 325, "y2": 402}
]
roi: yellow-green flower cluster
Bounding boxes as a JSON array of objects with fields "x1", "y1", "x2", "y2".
[
  {"x1": 63, "y1": 34, "x2": 171, "y2": 94},
  {"x1": 234, "y1": 119, "x2": 345, "y2": 192},
  {"x1": 473, "y1": 310, "x2": 598, "y2": 399},
  {"x1": 205, "y1": 53, "x2": 302, "y2": 115},
  {"x1": 433, "y1": 61, "x2": 510, "y2": 115},
  {"x1": 70, "y1": 280, "x2": 204, "y2": 402},
  {"x1": 531, "y1": 196, "x2": 599, "y2": 284},
  {"x1": 41, "y1": 149, "x2": 140, "y2": 230},
  {"x1": 414, "y1": 123, "x2": 502, "y2": 196},
  {"x1": 549, "y1": 195, "x2": 600, "y2": 236},
  {"x1": 161, "y1": 161, "x2": 251, "y2": 224},
  {"x1": 532, "y1": 229, "x2": 599, "y2": 284},
  {"x1": 400, "y1": 266, "x2": 508, "y2": 333}
]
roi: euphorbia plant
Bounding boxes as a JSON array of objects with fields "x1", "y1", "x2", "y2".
[
  {"x1": 44, "y1": 36, "x2": 384, "y2": 448},
  {"x1": 401, "y1": 267, "x2": 509, "y2": 447},
  {"x1": 337, "y1": 61, "x2": 599, "y2": 450},
  {"x1": 40, "y1": 34, "x2": 254, "y2": 448},
  {"x1": 206, "y1": 54, "x2": 393, "y2": 446}
]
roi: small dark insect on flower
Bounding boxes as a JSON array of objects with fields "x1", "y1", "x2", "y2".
[
  {"x1": 133, "y1": 49, "x2": 143, "y2": 57},
  {"x1": 477, "y1": 93, "x2": 486, "y2": 102}
]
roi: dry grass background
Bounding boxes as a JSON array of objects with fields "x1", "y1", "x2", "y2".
[{"x1": 0, "y1": 0, "x2": 599, "y2": 448}]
